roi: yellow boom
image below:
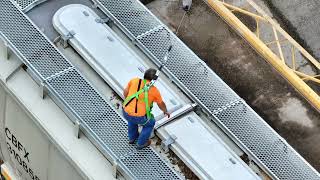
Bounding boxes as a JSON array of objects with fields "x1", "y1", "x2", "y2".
[{"x1": 206, "y1": 0, "x2": 320, "y2": 112}]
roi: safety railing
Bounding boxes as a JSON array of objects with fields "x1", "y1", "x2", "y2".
[
  {"x1": 0, "y1": 0, "x2": 182, "y2": 179},
  {"x1": 91, "y1": 0, "x2": 320, "y2": 179}
]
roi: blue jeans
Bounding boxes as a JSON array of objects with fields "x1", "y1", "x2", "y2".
[{"x1": 122, "y1": 110, "x2": 155, "y2": 146}]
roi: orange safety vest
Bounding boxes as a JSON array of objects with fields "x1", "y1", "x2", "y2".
[{"x1": 123, "y1": 78, "x2": 163, "y2": 117}]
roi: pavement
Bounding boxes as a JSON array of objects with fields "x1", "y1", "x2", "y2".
[
  {"x1": 263, "y1": 0, "x2": 320, "y2": 60},
  {"x1": 147, "y1": 0, "x2": 320, "y2": 171}
]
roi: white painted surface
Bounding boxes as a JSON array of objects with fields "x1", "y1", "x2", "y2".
[
  {"x1": 5, "y1": 95, "x2": 49, "y2": 180},
  {"x1": 47, "y1": 145, "x2": 83, "y2": 180},
  {"x1": 0, "y1": 40, "x2": 118, "y2": 180},
  {"x1": 53, "y1": 4, "x2": 184, "y2": 120},
  {"x1": 0, "y1": 79, "x2": 10, "y2": 166},
  {"x1": 162, "y1": 112, "x2": 260, "y2": 180}
]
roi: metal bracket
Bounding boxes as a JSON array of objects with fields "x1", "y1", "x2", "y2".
[
  {"x1": 75, "y1": 120, "x2": 81, "y2": 139},
  {"x1": 4, "y1": 42, "x2": 10, "y2": 60},
  {"x1": 112, "y1": 160, "x2": 119, "y2": 178},
  {"x1": 5, "y1": 62, "x2": 23, "y2": 83},
  {"x1": 4, "y1": 43, "x2": 10, "y2": 60},
  {"x1": 161, "y1": 135, "x2": 177, "y2": 153},
  {"x1": 131, "y1": 38, "x2": 138, "y2": 45},
  {"x1": 53, "y1": 35, "x2": 61, "y2": 45},
  {"x1": 91, "y1": 2, "x2": 98, "y2": 9},
  {"x1": 95, "y1": 17, "x2": 110, "y2": 24},
  {"x1": 61, "y1": 30, "x2": 75, "y2": 48},
  {"x1": 155, "y1": 103, "x2": 197, "y2": 130},
  {"x1": 40, "y1": 81, "x2": 48, "y2": 99}
]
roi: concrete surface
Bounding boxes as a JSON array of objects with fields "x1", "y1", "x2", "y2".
[
  {"x1": 147, "y1": 0, "x2": 320, "y2": 171},
  {"x1": 263, "y1": 0, "x2": 320, "y2": 61},
  {"x1": 225, "y1": 0, "x2": 318, "y2": 78}
]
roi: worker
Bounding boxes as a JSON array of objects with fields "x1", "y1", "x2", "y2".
[{"x1": 123, "y1": 68, "x2": 170, "y2": 150}]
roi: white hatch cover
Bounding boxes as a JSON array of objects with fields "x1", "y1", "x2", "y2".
[
  {"x1": 161, "y1": 112, "x2": 261, "y2": 180},
  {"x1": 53, "y1": 4, "x2": 184, "y2": 119}
]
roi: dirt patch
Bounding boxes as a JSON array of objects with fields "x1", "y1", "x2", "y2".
[{"x1": 233, "y1": 12, "x2": 257, "y2": 32}]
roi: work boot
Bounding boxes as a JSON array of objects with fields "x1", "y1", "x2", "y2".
[
  {"x1": 136, "y1": 140, "x2": 151, "y2": 150},
  {"x1": 129, "y1": 139, "x2": 136, "y2": 144}
]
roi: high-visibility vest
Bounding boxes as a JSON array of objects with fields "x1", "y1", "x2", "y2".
[{"x1": 123, "y1": 79, "x2": 154, "y2": 125}]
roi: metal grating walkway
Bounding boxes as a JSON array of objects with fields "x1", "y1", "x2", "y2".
[
  {"x1": 0, "y1": 0, "x2": 181, "y2": 179},
  {"x1": 13, "y1": 0, "x2": 46, "y2": 12},
  {"x1": 0, "y1": 0, "x2": 72, "y2": 79},
  {"x1": 92, "y1": 0, "x2": 320, "y2": 179}
]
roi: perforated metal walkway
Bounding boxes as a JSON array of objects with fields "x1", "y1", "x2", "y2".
[
  {"x1": 0, "y1": 0, "x2": 181, "y2": 179},
  {"x1": 14, "y1": 0, "x2": 46, "y2": 12},
  {"x1": 92, "y1": 0, "x2": 320, "y2": 179}
]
